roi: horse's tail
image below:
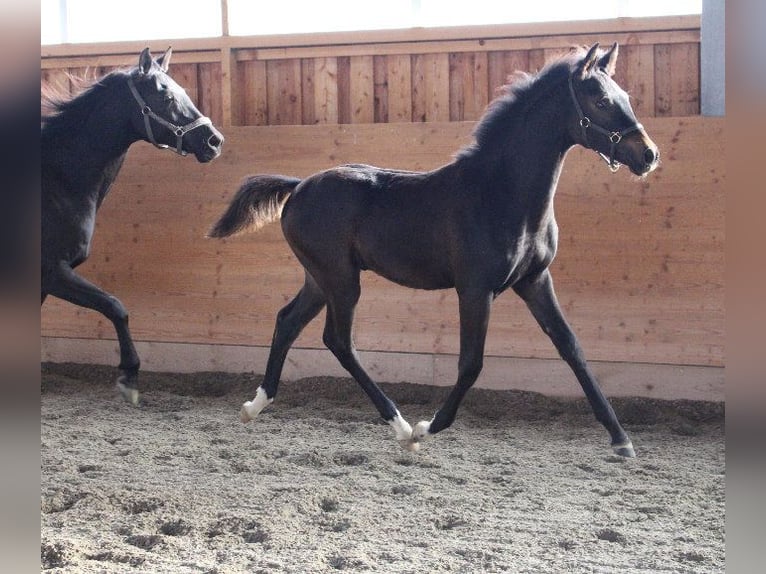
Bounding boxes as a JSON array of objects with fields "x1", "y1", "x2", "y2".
[{"x1": 207, "y1": 175, "x2": 302, "y2": 238}]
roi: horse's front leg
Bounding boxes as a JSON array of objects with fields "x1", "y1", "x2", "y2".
[
  {"x1": 44, "y1": 262, "x2": 141, "y2": 405},
  {"x1": 514, "y1": 270, "x2": 635, "y2": 457},
  {"x1": 411, "y1": 289, "x2": 492, "y2": 446}
]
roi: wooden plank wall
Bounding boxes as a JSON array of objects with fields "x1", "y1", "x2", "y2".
[
  {"x1": 40, "y1": 117, "x2": 724, "y2": 370},
  {"x1": 41, "y1": 16, "x2": 701, "y2": 128},
  {"x1": 232, "y1": 36, "x2": 700, "y2": 126}
]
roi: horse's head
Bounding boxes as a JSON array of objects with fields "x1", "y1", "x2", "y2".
[
  {"x1": 128, "y1": 47, "x2": 224, "y2": 163},
  {"x1": 568, "y1": 43, "x2": 659, "y2": 176}
]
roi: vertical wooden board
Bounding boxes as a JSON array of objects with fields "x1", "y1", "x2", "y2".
[
  {"x1": 220, "y1": 49, "x2": 233, "y2": 127},
  {"x1": 670, "y1": 43, "x2": 700, "y2": 115},
  {"x1": 472, "y1": 52, "x2": 489, "y2": 118},
  {"x1": 528, "y1": 49, "x2": 547, "y2": 73},
  {"x1": 654, "y1": 44, "x2": 673, "y2": 117},
  {"x1": 311, "y1": 57, "x2": 339, "y2": 124},
  {"x1": 301, "y1": 59, "x2": 316, "y2": 125},
  {"x1": 169, "y1": 63, "x2": 199, "y2": 112},
  {"x1": 423, "y1": 53, "x2": 449, "y2": 122},
  {"x1": 336, "y1": 56, "x2": 351, "y2": 124},
  {"x1": 349, "y1": 55, "x2": 374, "y2": 123},
  {"x1": 240, "y1": 59, "x2": 267, "y2": 126},
  {"x1": 449, "y1": 52, "x2": 489, "y2": 121},
  {"x1": 373, "y1": 55, "x2": 388, "y2": 123},
  {"x1": 266, "y1": 59, "x2": 302, "y2": 125},
  {"x1": 230, "y1": 59, "x2": 245, "y2": 126},
  {"x1": 387, "y1": 54, "x2": 412, "y2": 123},
  {"x1": 487, "y1": 51, "x2": 529, "y2": 97},
  {"x1": 411, "y1": 54, "x2": 426, "y2": 122},
  {"x1": 620, "y1": 44, "x2": 655, "y2": 117},
  {"x1": 448, "y1": 54, "x2": 465, "y2": 121},
  {"x1": 198, "y1": 62, "x2": 223, "y2": 126}
]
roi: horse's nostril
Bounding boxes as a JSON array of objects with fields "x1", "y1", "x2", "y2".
[
  {"x1": 208, "y1": 134, "x2": 223, "y2": 148},
  {"x1": 644, "y1": 147, "x2": 658, "y2": 165}
]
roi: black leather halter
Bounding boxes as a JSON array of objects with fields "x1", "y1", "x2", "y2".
[
  {"x1": 128, "y1": 76, "x2": 212, "y2": 156},
  {"x1": 568, "y1": 74, "x2": 643, "y2": 172}
]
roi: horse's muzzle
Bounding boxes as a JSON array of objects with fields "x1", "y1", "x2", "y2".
[
  {"x1": 637, "y1": 142, "x2": 659, "y2": 175},
  {"x1": 624, "y1": 132, "x2": 659, "y2": 176},
  {"x1": 196, "y1": 128, "x2": 224, "y2": 163}
]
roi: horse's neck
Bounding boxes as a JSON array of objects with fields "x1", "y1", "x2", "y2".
[
  {"x1": 83, "y1": 85, "x2": 139, "y2": 165},
  {"x1": 51, "y1": 83, "x2": 139, "y2": 209},
  {"x1": 95, "y1": 154, "x2": 129, "y2": 209},
  {"x1": 487, "y1": 103, "x2": 572, "y2": 226}
]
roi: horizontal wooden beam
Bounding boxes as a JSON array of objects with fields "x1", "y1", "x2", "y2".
[
  {"x1": 40, "y1": 50, "x2": 224, "y2": 70},
  {"x1": 246, "y1": 30, "x2": 699, "y2": 61}
]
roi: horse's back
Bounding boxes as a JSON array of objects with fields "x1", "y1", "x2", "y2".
[{"x1": 281, "y1": 163, "x2": 458, "y2": 289}]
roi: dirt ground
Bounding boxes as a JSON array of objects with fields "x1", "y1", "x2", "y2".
[{"x1": 41, "y1": 362, "x2": 725, "y2": 573}]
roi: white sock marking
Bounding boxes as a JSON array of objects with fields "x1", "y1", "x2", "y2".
[
  {"x1": 389, "y1": 413, "x2": 413, "y2": 442},
  {"x1": 411, "y1": 420, "x2": 432, "y2": 442},
  {"x1": 242, "y1": 387, "x2": 272, "y2": 421}
]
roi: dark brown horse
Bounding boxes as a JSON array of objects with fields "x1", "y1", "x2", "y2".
[
  {"x1": 42, "y1": 48, "x2": 224, "y2": 403},
  {"x1": 210, "y1": 44, "x2": 658, "y2": 457}
]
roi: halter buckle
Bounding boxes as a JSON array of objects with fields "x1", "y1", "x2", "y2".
[{"x1": 609, "y1": 132, "x2": 622, "y2": 144}]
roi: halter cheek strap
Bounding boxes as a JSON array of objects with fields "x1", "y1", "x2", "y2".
[
  {"x1": 128, "y1": 76, "x2": 212, "y2": 156},
  {"x1": 568, "y1": 74, "x2": 643, "y2": 173}
]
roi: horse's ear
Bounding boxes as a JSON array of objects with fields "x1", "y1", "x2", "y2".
[
  {"x1": 138, "y1": 47, "x2": 153, "y2": 75},
  {"x1": 576, "y1": 43, "x2": 600, "y2": 80},
  {"x1": 156, "y1": 47, "x2": 172, "y2": 73},
  {"x1": 598, "y1": 42, "x2": 619, "y2": 76}
]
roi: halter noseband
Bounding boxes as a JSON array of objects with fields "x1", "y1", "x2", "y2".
[
  {"x1": 128, "y1": 76, "x2": 212, "y2": 156},
  {"x1": 568, "y1": 74, "x2": 642, "y2": 173}
]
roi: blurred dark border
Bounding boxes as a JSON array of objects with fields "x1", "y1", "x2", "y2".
[
  {"x1": 726, "y1": 1, "x2": 766, "y2": 573},
  {"x1": 0, "y1": 1, "x2": 39, "y2": 571}
]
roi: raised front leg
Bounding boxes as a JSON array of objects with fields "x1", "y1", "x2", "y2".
[
  {"x1": 411, "y1": 289, "x2": 492, "y2": 446},
  {"x1": 514, "y1": 270, "x2": 634, "y2": 457},
  {"x1": 44, "y1": 261, "x2": 141, "y2": 405}
]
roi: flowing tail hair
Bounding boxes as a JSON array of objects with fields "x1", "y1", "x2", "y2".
[{"x1": 207, "y1": 175, "x2": 302, "y2": 238}]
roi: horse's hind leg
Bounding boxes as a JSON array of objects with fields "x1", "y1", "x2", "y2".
[
  {"x1": 319, "y1": 271, "x2": 415, "y2": 450},
  {"x1": 514, "y1": 270, "x2": 634, "y2": 457},
  {"x1": 44, "y1": 262, "x2": 141, "y2": 405},
  {"x1": 241, "y1": 273, "x2": 326, "y2": 423}
]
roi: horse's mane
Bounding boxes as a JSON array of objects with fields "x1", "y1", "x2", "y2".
[
  {"x1": 41, "y1": 69, "x2": 132, "y2": 136},
  {"x1": 457, "y1": 47, "x2": 585, "y2": 161}
]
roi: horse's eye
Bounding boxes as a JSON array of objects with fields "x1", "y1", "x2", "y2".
[{"x1": 595, "y1": 97, "x2": 609, "y2": 109}]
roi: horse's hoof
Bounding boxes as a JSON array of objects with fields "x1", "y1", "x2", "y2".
[
  {"x1": 398, "y1": 439, "x2": 420, "y2": 452},
  {"x1": 612, "y1": 440, "x2": 636, "y2": 458},
  {"x1": 389, "y1": 414, "x2": 417, "y2": 451},
  {"x1": 240, "y1": 402, "x2": 254, "y2": 424},
  {"x1": 116, "y1": 379, "x2": 140, "y2": 406},
  {"x1": 411, "y1": 420, "x2": 431, "y2": 443}
]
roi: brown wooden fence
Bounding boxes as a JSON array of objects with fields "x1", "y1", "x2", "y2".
[{"x1": 42, "y1": 16, "x2": 700, "y2": 127}]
